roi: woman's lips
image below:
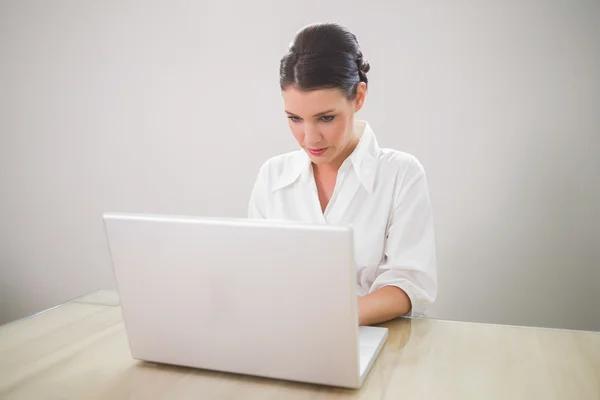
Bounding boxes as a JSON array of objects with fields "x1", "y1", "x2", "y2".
[{"x1": 307, "y1": 147, "x2": 328, "y2": 156}]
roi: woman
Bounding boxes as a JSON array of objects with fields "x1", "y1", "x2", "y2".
[{"x1": 248, "y1": 22, "x2": 437, "y2": 326}]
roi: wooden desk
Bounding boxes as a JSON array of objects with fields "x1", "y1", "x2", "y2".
[{"x1": 1, "y1": 290, "x2": 598, "y2": 399}]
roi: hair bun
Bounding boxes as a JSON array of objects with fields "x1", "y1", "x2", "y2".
[
  {"x1": 356, "y1": 56, "x2": 370, "y2": 84},
  {"x1": 359, "y1": 58, "x2": 371, "y2": 74}
]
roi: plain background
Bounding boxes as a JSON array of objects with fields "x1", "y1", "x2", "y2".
[{"x1": 1, "y1": 0, "x2": 599, "y2": 331}]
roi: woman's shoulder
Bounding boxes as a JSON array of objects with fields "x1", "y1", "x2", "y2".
[
  {"x1": 374, "y1": 148, "x2": 431, "y2": 203},
  {"x1": 252, "y1": 149, "x2": 306, "y2": 190},
  {"x1": 257, "y1": 149, "x2": 304, "y2": 174},
  {"x1": 377, "y1": 147, "x2": 427, "y2": 179}
]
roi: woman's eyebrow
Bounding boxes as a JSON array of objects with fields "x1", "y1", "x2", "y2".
[
  {"x1": 312, "y1": 109, "x2": 335, "y2": 117},
  {"x1": 284, "y1": 109, "x2": 335, "y2": 117}
]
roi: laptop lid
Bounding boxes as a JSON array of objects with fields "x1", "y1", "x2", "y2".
[{"x1": 103, "y1": 213, "x2": 361, "y2": 388}]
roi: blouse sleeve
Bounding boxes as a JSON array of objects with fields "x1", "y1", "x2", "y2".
[
  {"x1": 370, "y1": 156, "x2": 438, "y2": 316},
  {"x1": 247, "y1": 163, "x2": 268, "y2": 219}
]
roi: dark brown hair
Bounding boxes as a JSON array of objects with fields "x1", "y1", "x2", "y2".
[{"x1": 279, "y1": 22, "x2": 370, "y2": 99}]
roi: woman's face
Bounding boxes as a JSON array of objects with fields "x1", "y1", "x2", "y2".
[{"x1": 282, "y1": 84, "x2": 366, "y2": 167}]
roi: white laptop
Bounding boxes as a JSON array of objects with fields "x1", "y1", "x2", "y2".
[{"x1": 102, "y1": 212, "x2": 388, "y2": 389}]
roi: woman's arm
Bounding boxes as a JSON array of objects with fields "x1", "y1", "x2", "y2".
[
  {"x1": 248, "y1": 162, "x2": 269, "y2": 219},
  {"x1": 364, "y1": 156, "x2": 438, "y2": 324},
  {"x1": 358, "y1": 286, "x2": 411, "y2": 326}
]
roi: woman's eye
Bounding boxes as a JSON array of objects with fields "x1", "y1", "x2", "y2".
[
  {"x1": 288, "y1": 116, "x2": 302, "y2": 123},
  {"x1": 320, "y1": 116, "x2": 335, "y2": 122}
]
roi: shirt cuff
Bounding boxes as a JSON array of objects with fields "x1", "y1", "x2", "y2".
[{"x1": 370, "y1": 278, "x2": 433, "y2": 317}]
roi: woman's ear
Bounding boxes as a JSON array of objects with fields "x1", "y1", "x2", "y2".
[{"x1": 354, "y1": 82, "x2": 367, "y2": 112}]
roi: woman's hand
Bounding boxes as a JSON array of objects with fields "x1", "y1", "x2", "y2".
[{"x1": 357, "y1": 286, "x2": 412, "y2": 326}]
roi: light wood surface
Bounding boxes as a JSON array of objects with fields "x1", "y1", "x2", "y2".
[{"x1": 1, "y1": 291, "x2": 598, "y2": 399}]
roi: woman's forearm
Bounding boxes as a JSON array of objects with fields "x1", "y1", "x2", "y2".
[{"x1": 357, "y1": 286, "x2": 411, "y2": 326}]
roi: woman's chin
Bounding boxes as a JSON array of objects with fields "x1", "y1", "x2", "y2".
[{"x1": 307, "y1": 154, "x2": 334, "y2": 165}]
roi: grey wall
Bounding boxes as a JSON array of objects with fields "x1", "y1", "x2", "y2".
[{"x1": 1, "y1": 0, "x2": 599, "y2": 330}]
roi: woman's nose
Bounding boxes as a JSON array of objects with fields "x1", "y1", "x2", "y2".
[{"x1": 304, "y1": 124, "x2": 321, "y2": 144}]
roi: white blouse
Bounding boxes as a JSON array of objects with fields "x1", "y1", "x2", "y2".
[{"x1": 247, "y1": 120, "x2": 437, "y2": 316}]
